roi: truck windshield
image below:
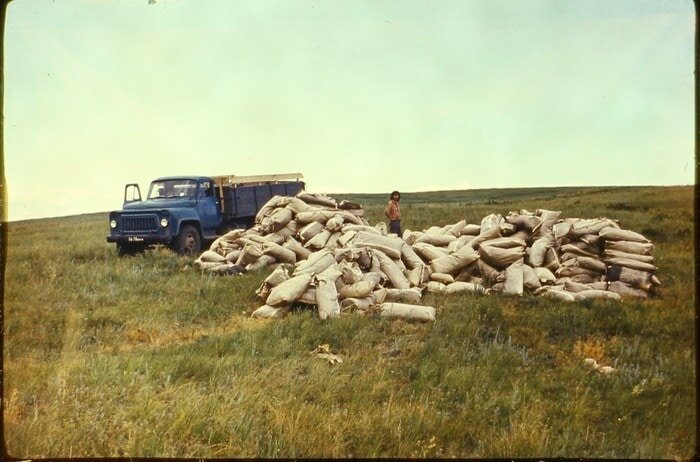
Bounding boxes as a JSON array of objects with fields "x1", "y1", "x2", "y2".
[{"x1": 147, "y1": 179, "x2": 198, "y2": 199}]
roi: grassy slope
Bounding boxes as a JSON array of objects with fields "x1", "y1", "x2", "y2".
[{"x1": 2, "y1": 185, "x2": 695, "y2": 458}]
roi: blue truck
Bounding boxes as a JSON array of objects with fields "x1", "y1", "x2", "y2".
[{"x1": 107, "y1": 173, "x2": 305, "y2": 256}]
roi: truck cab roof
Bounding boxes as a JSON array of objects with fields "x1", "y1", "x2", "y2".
[{"x1": 152, "y1": 176, "x2": 212, "y2": 183}]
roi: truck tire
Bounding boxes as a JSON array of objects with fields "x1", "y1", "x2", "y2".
[{"x1": 176, "y1": 225, "x2": 201, "y2": 255}]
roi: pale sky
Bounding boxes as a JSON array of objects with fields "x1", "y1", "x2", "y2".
[{"x1": 3, "y1": 0, "x2": 695, "y2": 221}]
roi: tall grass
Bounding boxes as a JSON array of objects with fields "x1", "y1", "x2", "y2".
[{"x1": 3, "y1": 186, "x2": 694, "y2": 458}]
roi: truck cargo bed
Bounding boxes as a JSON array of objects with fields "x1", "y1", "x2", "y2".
[{"x1": 222, "y1": 181, "x2": 305, "y2": 218}]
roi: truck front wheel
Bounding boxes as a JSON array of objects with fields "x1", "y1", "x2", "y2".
[{"x1": 176, "y1": 225, "x2": 201, "y2": 255}]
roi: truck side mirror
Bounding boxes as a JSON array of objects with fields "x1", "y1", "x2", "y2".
[{"x1": 124, "y1": 183, "x2": 142, "y2": 205}]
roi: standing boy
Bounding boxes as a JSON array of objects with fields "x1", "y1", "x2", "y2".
[{"x1": 384, "y1": 190, "x2": 402, "y2": 236}]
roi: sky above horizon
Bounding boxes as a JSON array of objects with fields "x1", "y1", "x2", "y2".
[{"x1": 3, "y1": 0, "x2": 695, "y2": 221}]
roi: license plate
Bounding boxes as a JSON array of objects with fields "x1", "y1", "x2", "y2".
[{"x1": 128, "y1": 236, "x2": 144, "y2": 242}]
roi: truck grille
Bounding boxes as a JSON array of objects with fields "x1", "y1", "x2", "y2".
[{"x1": 122, "y1": 215, "x2": 159, "y2": 232}]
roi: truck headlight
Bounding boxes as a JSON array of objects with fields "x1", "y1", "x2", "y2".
[
  {"x1": 110, "y1": 219, "x2": 118, "y2": 229},
  {"x1": 160, "y1": 218, "x2": 169, "y2": 228}
]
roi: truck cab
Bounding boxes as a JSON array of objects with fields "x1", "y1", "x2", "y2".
[
  {"x1": 107, "y1": 173, "x2": 304, "y2": 256},
  {"x1": 107, "y1": 176, "x2": 218, "y2": 255}
]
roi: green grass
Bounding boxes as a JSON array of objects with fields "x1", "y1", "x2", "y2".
[{"x1": 2, "y1": 185, "x2": 695, "y2": 458}]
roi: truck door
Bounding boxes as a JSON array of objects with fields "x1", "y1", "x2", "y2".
[{"x1": 196, "y1": 180, "x2": 222, "y2": 233}]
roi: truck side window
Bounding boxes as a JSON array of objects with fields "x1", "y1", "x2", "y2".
[{"x1": 199, "y1": 181, "x2": 214, "y2": 198}]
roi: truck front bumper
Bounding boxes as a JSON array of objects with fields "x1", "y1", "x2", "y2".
[{"x1": 106, "y1": 234, "x2": 173, "y2": 245}]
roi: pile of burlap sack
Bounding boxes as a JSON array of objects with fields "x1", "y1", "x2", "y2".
[{"x1": 193, "y1": 192, "x2": 660, "y2": 321}]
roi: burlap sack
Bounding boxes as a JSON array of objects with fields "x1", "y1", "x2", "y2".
[
  {"x1": 406, "y1": 265, "x2": 430, "y2": 287},
  {"x1": 447, "y1": 235, "x2": 474, "y2": 253},
  {"x1": 480, "y1": 214, "x2": 504, "y2": 234},
  {"x1": 567, "y1": 274, "x2": 600, "y2": 285},
  {"x1": 560, "y1": 244, "x2": 599, "y2": 259},
  {"x1": 425, "y1": 281, "x2": 447, "y2": 293},
  {"x1": 445, "y1": 281, "x2": 486, "y2": 294},
  {"x1": 544, "y1": 248, "x2": 561, "y2": 271},
  {"x1": 342, "y1": 224, "x2": 382, "y2": 235},
  {"x1": 606, "y1": 265, "x2": 656, "y2": 290},
  {"x1": 603, "y1": 249, "x2": 654, "y2": 263},
  {"x1": 533, "y1": 266, "x2": 556, "y2": 284},
  {"x1": 299, "y1": 221, "x2": 325, "y2": 242},
  {"x1": 225, "y1": 250, "x2": 242, "y2": 263},
  {"x1": 337, "y1": 261, "x2": 363, "y2": 284},
  {"x1": 424, "y1": 225, "x2": 447, "y2": 235},
  {"x1": 605, "y1": 240, "x2": 654, "y2": 255},
  {"x1": 281, "y1": 197, "x2": 309, "y2": 214},
  {"x1": 373, "y1": 249, "x2": 410, "y2": 290},
  {"x1": 195, "y1": 260, "x2": 228, "y2": 271},
  {"x1": 372, "y1": 287, "x2": 422, "y2": 305},
  {"x1": 400, "y1": 244, "x2": 424, "y2": 270},
  {"x1": 297, "y1": 192, "x2": 337, "y2": 208},
  {"x1": 412, "y1": 243, "x2": 449, "y2": 261},
  {"x1": 563, "y1": 281, "x2": 595, "y2": 293},
  {"x1": 262, "y1": 241, "x2": 297, "y2": 264},
  {"x1": 315, "y1": 275, "x2": 341, "y2": 320},
  {"x1": 430, "y1": 273, "x2": 455, "y2": 284},
  {"x1": 255, "y1": 196, "x2": 293, "y2": 223},
  {"x1": 325, "y1": 232, "x2": 343, "y2": 250},
  {"x1": 304, "y1": 229, "x2": 332, "y2": 250},
  {"x1": 340, "y1": 297, "x2": 374, "y2": 312},
  {"x1": 479, "y1": 237, "x2": 527, "y2": 249},
  {"x1": 339, "y1": 280, "x2": 376, "y2": 299},
  {"x1": 269, "y1": 207, "x2": 294, "y2": 231},
  {"x1": 337, "y1": 230, "x2": 357, "y2": 248},
  {"x1": 251, "y1": 305, "x2": 290, "y2": 319},
  {"x1": 361, "y1": 271, "x2": 385, "y2": 287},
  {"x1": 351, "y1": 231, "x2": 404, "y2": 259},
  {"x1": 298, "y1": 286, "x2": 317, "y2": 305},
  {"x1": 446, "y1": 220, "x2": 467, "y2": 237},
  {"x1": 522, "y1": 264, "x2": 541, "y2": 290},
  {"x1": 478, "y1": 245, "x2": 524, "y2": 270},
  {"x1": 379, "y1": 303, "x2": 435, "y2": 322},
  {"x1": 542, "y1": 289, "x2": 575, "y2": 302},
  {"x1": 338, "y1": 199, "x2": 362, "y2": 210},
  {"x1": 415, "y1": 234, "x2": 457, "y2": 247},
  {"x1": 573, "y1": 290, "x2": 621, "y2": 302},
  {"x1": 599, "y1": 227, "x2": 650, "y2": 243},
  {"x1": 246, "y1": 255, "x2": 276, "y2": 271},
  {"x1": 604, "y1": 257, "x2": 656, "y2": 273},
  {"x1": 294, "y1": 249, "x2": 335, "y2": 275},
  {"x1": 607, "y1": 281, "x2": 649, "y2": 298},
  {"x1": 477, "y1": 259, "x2": 501, "y2": 286},
  {"x1": 264, "y1": 232, "x2": 286, "y2": 245},
  {"x1": 466, "y1": 227, "x2": 502, "y2": 249},
  {"x1": 561, "y1": 256, "x2": 606, "y2": 273},
  {"x1": 266, "y1": 273, "x2": 312, "y2": 306},
  {"x1": 235, "y1": 243, "x2": 264, "y2": 266},
  {"x1": 339, "y1": 211, "x2": 364, "y2": 225},
  {"x1": 503, "y1": 259, "x2": 524, "y2": 296},
  {"x1": 555, "y1": 266, "x2": 601, "y2": 278},
  {"x1": 535, "y1": 209, "x2": 561, "y2": 230},
  {"x1": 430, "y1": 245, "x2": 480, "y2": 274},
  {"x1": 529, "y1": 233, "x2": 555, "y2": 267},
  {"x1": 199, "y1": 250, "x2": 228, "y2": 263},
  {"x1": 325, "y1": 214, "x2": 345, "y2": 232},
  {"x1": 295, "y1": 210, "x2": 338, "y2": 224},
  {"x1": 283, "y1": 238, "x2": 312, "y2": 260},
  {"x1": 505, "y1": 214, "x2": 541, "y2": 231},
  {"x1": 460, "y1": 224, "x2": 482, "y2": 236}
]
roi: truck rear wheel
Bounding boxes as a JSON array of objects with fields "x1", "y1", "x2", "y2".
[{"x1": 176, "y1": 225, "x2": 201, "y2": 255}]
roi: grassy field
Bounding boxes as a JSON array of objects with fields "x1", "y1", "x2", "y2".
[{"x1": 2, "y1": 185, "x2": 695, "y2": 458}]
